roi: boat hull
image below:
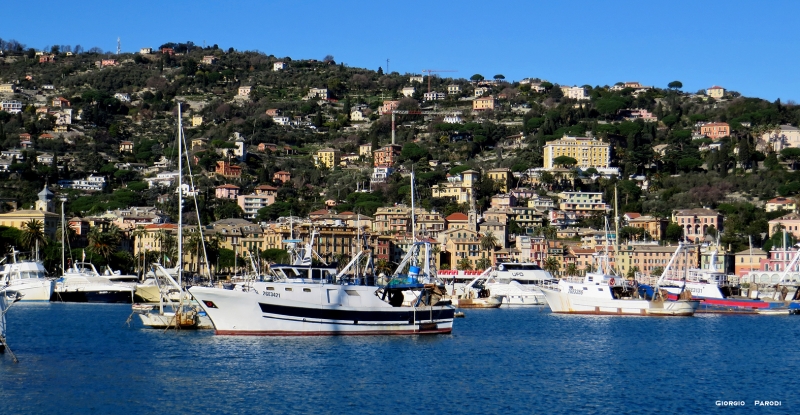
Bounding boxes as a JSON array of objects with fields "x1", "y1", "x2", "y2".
[
  {"x1": 190, "y1": 285, "x2": 454, "y2": 336},
  {"x1": 667, "y1": 295, "x2": 798, "y2": 314},
  {"x1": 133, "y1": 285, "x2": 161, "y2": 303},
  {"x1": 540, "y1": 286, "x2": 698, "y2": 316},
  {"x1": 4, "y1": 280, "x2": 54, "y2": 302},
  {"x1": 136, "y1": 309, "x2": 214, "y2": 329},
  {"x1": 51, "y1": 290, "x2": 134, "y2": 303},
  {"x1": 453, "y1": 297, "x2": 503, "y2": 308}
]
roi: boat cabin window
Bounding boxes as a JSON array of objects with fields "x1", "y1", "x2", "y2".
[
  {"x1": 499, "y1": 263, "x2": 543, "y2": 271},
  {"x1": 266, "y1": 287, "x2": 275, "y2": 291},
  {"x1": 303, "y1": 288, "x2": 311, "y2": 292},
  {"x1": 285, "y1": 287, "x2": 292, "y2": 291}
]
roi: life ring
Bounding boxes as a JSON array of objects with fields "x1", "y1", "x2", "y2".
[{"x1": 608, "y1": 278, "x2": 616, "y2": 286}]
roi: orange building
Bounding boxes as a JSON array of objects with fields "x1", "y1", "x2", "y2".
[
  {"x1": 700, "y1": 122, "x2": 730, "y2": 140},
  {"x1": 373, "y1": 145, "x2": 401, "y2": 167},
  {"x1": 215, "y1": 161, "x2": 242, "y2": 178}
]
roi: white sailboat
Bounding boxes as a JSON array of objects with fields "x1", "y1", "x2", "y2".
[{"x1": 134, "y1": 103, "x2": 212, "y2": 329}]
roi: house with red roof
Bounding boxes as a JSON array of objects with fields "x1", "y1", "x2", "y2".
[
  {"x1": 706, "y1": 86, "x2": 725, "y2": 99},
  {"x1": 445, "y1": 212, "x2": 470, "y2": 230},
  {"x1": 273, "y1": 171, "x2": 291, "y2": 183}
]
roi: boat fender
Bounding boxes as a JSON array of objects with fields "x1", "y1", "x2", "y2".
[{"x1": 608, "y1": 278, "x2": 615, "y2": 286}]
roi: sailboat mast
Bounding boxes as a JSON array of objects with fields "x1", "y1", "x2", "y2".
[
  {"x1": 410, "y1": 171, "x2": 418, "y2": 244},
  {"x1": 614, "y1": 185, "x2": 619, "y2": 274},
  {"x1": 177, "y1": 103, "x2": 183, "y2": 287}
]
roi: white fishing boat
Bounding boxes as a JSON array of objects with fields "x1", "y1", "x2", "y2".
[
  {"x1": 0, "y1": 248, "x2": 54, "y2": 301},
  {"x1": 190, "y1": 240, "x2": 455, "y2": 336},
  {"x1": 652, "y1": 243, "x2": 800, "y2": 314},
  {"x1": 539, "y1": 251, "x2": 699, "y2": 316}
]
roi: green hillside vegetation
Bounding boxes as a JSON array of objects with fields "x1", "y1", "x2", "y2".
[{"x1": 2, "y1": 38, "x2": 800, "y2": 253}]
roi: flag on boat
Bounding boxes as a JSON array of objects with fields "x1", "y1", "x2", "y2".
[
  {"x1": 82, "y1": 249, "x2": 86, "y2": 262},
  {"x1": 164, "y1": 255, "x2": 170, "y2": 264}
]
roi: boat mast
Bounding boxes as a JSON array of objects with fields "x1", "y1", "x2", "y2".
[
  {"x1": 410, "y1": 169, "x2": 416, "y2": 242},
  {"x1": 61, "y1": 198, "x2": 65, "y2": 274},
  {"x1": 613, "y1": 185, "x2": 619, "y2": 275},
  {"x1": 177, "y1": 103, "x2": 183, "y2": 288}
]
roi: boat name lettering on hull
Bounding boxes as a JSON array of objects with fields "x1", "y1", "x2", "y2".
[
  {"x1": 568, "y1": 289, "x2": 583, "y2": 295},
  {"x1": 262, "y1": 291, "x2": 280, "y2": 298}
]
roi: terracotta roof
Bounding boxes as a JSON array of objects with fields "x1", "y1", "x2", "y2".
[
  {"x1": 445, "y1": 212, "x2": 469, "y2": 221},
  {"x1": 255, "y1": 185, "x2": 277, "y2": 190},
  {"x1": 216, "y1": 184, "x2": 240, "y2": 189},
  {"x1": 145, "y1": 223, "x2": 177, "y2": 230},
  {"x1": 624, "y1": 212, "x2": 641, "y2": 219},
  {"x1": 768, "y1": 197, "x2": 793, "y2": 204}
]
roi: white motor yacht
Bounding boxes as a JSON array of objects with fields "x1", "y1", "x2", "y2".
[
  {"x1": 487, "y1": 262, "x2": 552, "y2": 305},
  {"x1": 52, "y1": 261, "x2": 135, "y2": 303},
  {"x1": 0, "y1": 249, "x2": 53, "y2": 301}
]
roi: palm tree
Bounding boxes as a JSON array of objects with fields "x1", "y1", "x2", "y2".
[
  {"x1": 375, "y1": 258, "x2": 392, "y2": 275},
  {"x1": 184, "y1": 231, "x2": 203, "y2": 273},
  {"x1": 566, "y1": 263, "x2": 579, "y2": 277},
  {"x1": 131, "y1": 226, "x2": 147, "y2": 274},
  {"x1": 457, "y1": 257, "x2": 473, "y2": 271},
  {"x1": 21, "y1": 219, "x2": 46, "y2": 257},
  {"x1": 87, "y1": 225, "x2": 121, "y2": 264},
  {"x1": 480, "y1": 231, "x2": 498, "y2": 266},
  {"x1": 543, "y1": 256, "x2": 560, "y2": 277},
  {"x1": 475, "y1": 257, "x2": 491, "y2": 270}
]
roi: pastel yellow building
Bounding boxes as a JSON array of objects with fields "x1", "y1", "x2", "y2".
[
  {"x1": 543, "y1": 135, "x2": 610, "y2": 169},
  {"x1": 0, "y1": 186, "x2": 60, "y2": 238},
  {"x1": 315, "y1": 148, "x2": 341, "y2": 170},
  {"x1": 486, "y1": 168, "x2": 512, "y2": 192}
]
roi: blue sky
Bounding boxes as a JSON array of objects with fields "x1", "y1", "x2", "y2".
[{"x1": 3, "y1": 0, "x2": 798, "y2": 102}]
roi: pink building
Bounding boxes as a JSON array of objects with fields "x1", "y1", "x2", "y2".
[
  {"x1": 272, "y1": 171, "x2": 291, "y2": 183},
  {"x1": 215, "y1": 184, "x2": 240, "y2": 200},
  {"x1": 672, "y1": 208, "x2": 723, "y2": 242}
]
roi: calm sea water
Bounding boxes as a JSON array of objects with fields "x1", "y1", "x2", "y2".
[{"x1": 1, "y1": 303, "x2": 797, "y2": 414}]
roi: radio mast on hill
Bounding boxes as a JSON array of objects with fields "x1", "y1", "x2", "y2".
[{"x1": 117, "y1": 37, "x2": 121, "y2": 55}]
